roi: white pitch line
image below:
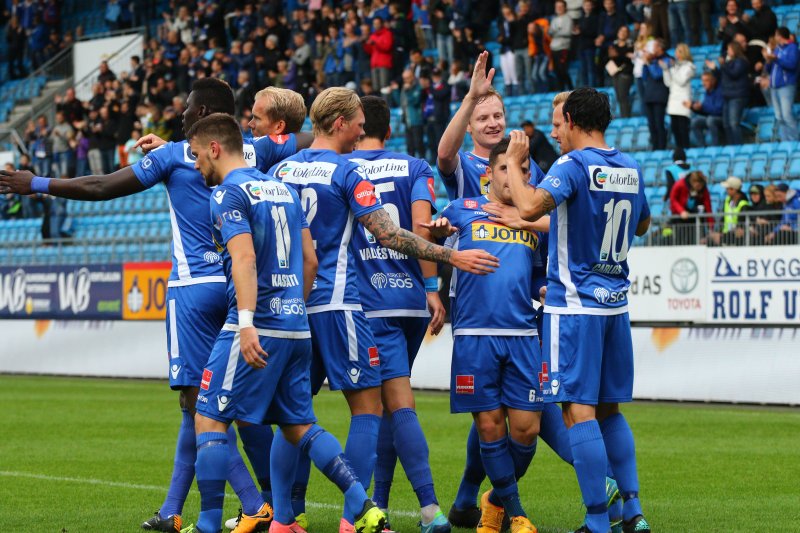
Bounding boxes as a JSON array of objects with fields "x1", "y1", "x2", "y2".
[{"x1": 0, "y1": 470, "x2": 419, "y2": 518}]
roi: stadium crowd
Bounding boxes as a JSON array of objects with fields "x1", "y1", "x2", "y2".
[{"x1": 2, "y1": 0, "x2": 800, "y2": 243}]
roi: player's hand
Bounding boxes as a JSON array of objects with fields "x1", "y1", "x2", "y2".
[
  {"x1": 539, "y1": 285, "x2": 547, "y2": 306},
  {"x1": 135, "y1": 133, "x2": 167, "y2": 153},
  {"x1": 483, "y1": 201, "x2": 527, "y2": 230},
  {"x1": 419, "y1": 217, "x2": 457, "y2": 239},
  {"x1": 239, "y1": 327, "x2": 268, "y2": 369},
  {"x1": 0, "y1": 169, "x2": 35, "y2": 195},
  {"x1": 466, "y1": 51, "x2": 496, "y2": 102},
  {"x1": 507, "y1": 130, "x2": 530, "y2": 166},
  {"x1": 426, "y1": 291, "x2": 446, "y2": 335},
  {"x1": 450, "y1": 249, "x2": 499, "y2": 275}
]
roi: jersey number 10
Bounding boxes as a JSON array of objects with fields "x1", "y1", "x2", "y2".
[{"x1": 599, "y1": 198, "x2": 632, "y2": 262}]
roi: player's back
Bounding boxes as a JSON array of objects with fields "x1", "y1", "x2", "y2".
[
  {"x1": 210, "y1": 168, "x2": 308, "y2": 333},
  {"x1": 348, "y1": 149, "x2": 436, "y2": 315},
  {"x1": 132, "y1": 136, "x2": 296, "y2": 285},
  {"x1": 269, "y1": 148, "x2": 382, "y2": 312},
  {"x1": 443, "y1": 196, "x2": 540, "y2": 334},
  {"x1": 539, "y1": 148, "x2": 650, "y2": 313}
]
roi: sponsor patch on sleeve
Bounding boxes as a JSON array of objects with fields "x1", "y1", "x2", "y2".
[{"x1": 354, "y1": 180, "x2": 377, "y2": 207}]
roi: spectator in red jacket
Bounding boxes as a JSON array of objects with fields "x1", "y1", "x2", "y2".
[
  {"x1": 364, "y1": 16, "x2": 394, "y2": 92},
  {"x1": 670, "y1": 170, "x2": 714, "y2": 244}
]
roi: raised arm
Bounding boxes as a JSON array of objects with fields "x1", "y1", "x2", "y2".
[
  {"x1": 437, "y1": 51, "x2": 495, "y2": 176},
  {"x1": 505, "y1": 130, "x2": 556, "y2": 221},
  {"x1": 0, "y1": 166, "x2": 144, "y2": 200},
  {"x1": 358, "y1": 207, "x2": 498, "y2": 274}
]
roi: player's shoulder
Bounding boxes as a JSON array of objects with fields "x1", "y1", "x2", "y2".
[{"x1": 272, "y1": 150, "x2": 339, "y2": 184}]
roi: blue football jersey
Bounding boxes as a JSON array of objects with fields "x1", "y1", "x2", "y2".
[
  {"x1": 132, "y1": 135, "x2": 297, "y2": 286},
  {"x1": 268, "y1": 149, "x2": 383, "y2": 312},
  {"x1": 438, "y1": 150, "x2": 545, "y2": 201},
  {"x1": 441, "y1": 195, "x2": 541, "y2": 335},
  {"x1": 210, "y1": 168, "x2": 309, "y2": 333},
  {"x1": 348, "y1": 149, "x2": 437, "y2": 317},
  {"x1": 538, "y1": 149, "x2": 650, "y2": 314}
]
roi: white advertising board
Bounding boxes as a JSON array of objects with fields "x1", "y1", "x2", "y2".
[
  {"x1": 2, "y1": 321, "x2": 798, "y2": 405},
  {"x1": 628, "y1": 246, "x2": 800, "y2": 325},
  {"x1": 627, "y1": 246, "x2": 706, "y2": 322}
]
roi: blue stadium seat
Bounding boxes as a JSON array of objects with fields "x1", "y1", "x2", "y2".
[
  {"x1": 694, "y1": 157, "x2": 712, "y2": 178},
  {"x1": 642, "y1": 161, "x2": 658, "y2": 187},
  {"x1": 769, "y1": 152, "x2": 789, "y2": 181},
  {"x1": 787, "y1": 153, "x2": 800, "y2": 179},
  {"x1": 749, "y1": 154, "x2": 768, "y2": 181},
  {"x1": 712, "y1": 156, "x2": 731, "y2": 183},
  {"x1": 757, "y1": 116, "x2": 776, "y2": 143},
  {"x1": 731, "y1": 155, "x2": 749, "y2": 179}
]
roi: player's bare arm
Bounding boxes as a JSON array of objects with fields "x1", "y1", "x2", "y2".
[
  {"x1": 0, "y1": 166, "x2": 144, "y2": 200},
  {"x1": 301, "y1": 227, "x2": 318, "y2": 301},
  {"x1": 437, "y1": 51, "x2": 496, "y2": 175},
  {"x1": 505, "y1": 130, "x2": 556, "y2": 221},
  {"x1": 227, "y1": 232, "x2": 267, "y2": 369},
  {"x1": 412, "y1": 199, "x2": 445, "y2": 335},
  {"x1": 483, "y1": 202, "x2": 550, "y2": 232},
  {"x1": 636, "y1": 216, "x2": 652, "y2": 236},
  {"x1": 359, "y1": 208, "x2": 499, "y2": 274}
]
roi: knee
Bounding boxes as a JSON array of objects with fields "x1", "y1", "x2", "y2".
[
  {"x1": 508, "y1": 421, "x2": 539, "y2": 446},
  {"x1": 474, "y1": 413, "x2": 506, "y2": 442}
]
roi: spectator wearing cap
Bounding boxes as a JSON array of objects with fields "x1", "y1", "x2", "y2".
[
  {"x1": 662, "y1": 43, "x2": 696, "y2": 150},
  {"x1": 765, "y1": 183, "x2": 800, "y2": 244},
  {"x1": 707, "y1": 176, "x2": 749, "y2": 245},
  {"x1": 364, "y1": 16, "x2": 394, "y2": 91},
  {"x1": 687, "y1": 71, "x2": 724, "y2": 146},
  {"x1": 521, "y1": 120, "x2": 558, "y2": 173},
  {"x1": 764, "y1": 27, "x2": 799, "y2": 142}
]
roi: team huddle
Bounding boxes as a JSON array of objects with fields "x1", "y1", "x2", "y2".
[{"x1": 0, "y1": 52, "x2": 651, "y2": 533}]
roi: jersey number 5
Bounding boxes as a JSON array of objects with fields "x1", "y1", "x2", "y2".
[{"x1": 600, "y1": 198, "x2": 632, "y2": 262}]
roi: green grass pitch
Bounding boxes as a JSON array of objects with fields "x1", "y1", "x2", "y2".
[{"x1": 0, "y1": 375, "x2": 798, "y2": 532}]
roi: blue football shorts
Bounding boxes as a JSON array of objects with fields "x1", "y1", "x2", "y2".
[
  {"x1": 367, "y1": 316, "x2": 429, "y2": 382},
  {"x1": 308, "y1": 310, "x2": 382, "y2": 392},
  {"x1": 450, "y1": 335, "x2": 544, "y2": 414},
  {"x1": 165, "y1": 283, "x2": 227, "y2": 390},
  {"x1": 196, "y1": 328, "x2": 316, "y2": 426},
  {"x1": 541, "y1": 313, "x2": 634, "y2": 405}
]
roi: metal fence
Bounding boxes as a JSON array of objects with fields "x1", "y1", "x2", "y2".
[{"x1": 638, "y1": 209, "x2": 800, "y2": 247}]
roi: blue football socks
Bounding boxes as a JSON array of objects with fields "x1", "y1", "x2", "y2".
[
  {"x1": 373, "y1": 412, "x2": 397, "y2": 509},
  {"x1": 479, "y1": 437, "x2": 526, "y2": 518},
  {"x1": 160, "y1": 409, "x2": 196, "y2": 517},
  {"x1": 391, "y1": 408, "x2": 437, "y2": 507},
  {"x1": 569, "y1": 420, "x2": 610, "y2": 533},
  {"x1": 299, "y1": 424, "x2": 370, "y2": 522},
  {"x1": 271, "y1": 430, "x2": 300, "y2": 525},
  {"x1": 195, "y1": 431, "x2": 228, "y2": 533},
  {"x1": 226, "y1": 426, "x2": 264, "y2": 516},
  {"x1": 539, "y1": 403, "x2": 574, "y2": 464},
  {"x1": 601, "y1": 413, "x2": 643, "y2": 521},
  {"x1": 238, "y1": 424, "x2": 274, "y2": 504},
  {"x1": 453, "y1": 422, "x2": 485, "y2": 510},
  {"x1": 343, "y1": 414, "x2": 380, "y2": 521},
  {"x1": 292, "y1": 451, "x2": 311, "y2": 517}
]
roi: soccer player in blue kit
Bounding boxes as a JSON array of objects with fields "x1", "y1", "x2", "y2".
[
  {"x1": 505, "y1": 88, "x2": 652, "y2": 533},
  {"x1": 348, "y1": 96, "x2": 450, "y2": 532},
  {"x1": 265, "y1": 87, "x2": 498, "y2": 533},
  {"x1": 184, "y1": 113, "x2": 386, "y2": 533},
  {"x1": 424, "y1": 137, "x2": 544, "y2": 533},
  {"x1": 0, "y1": 78, "x2": 310, "y2": 532}
]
